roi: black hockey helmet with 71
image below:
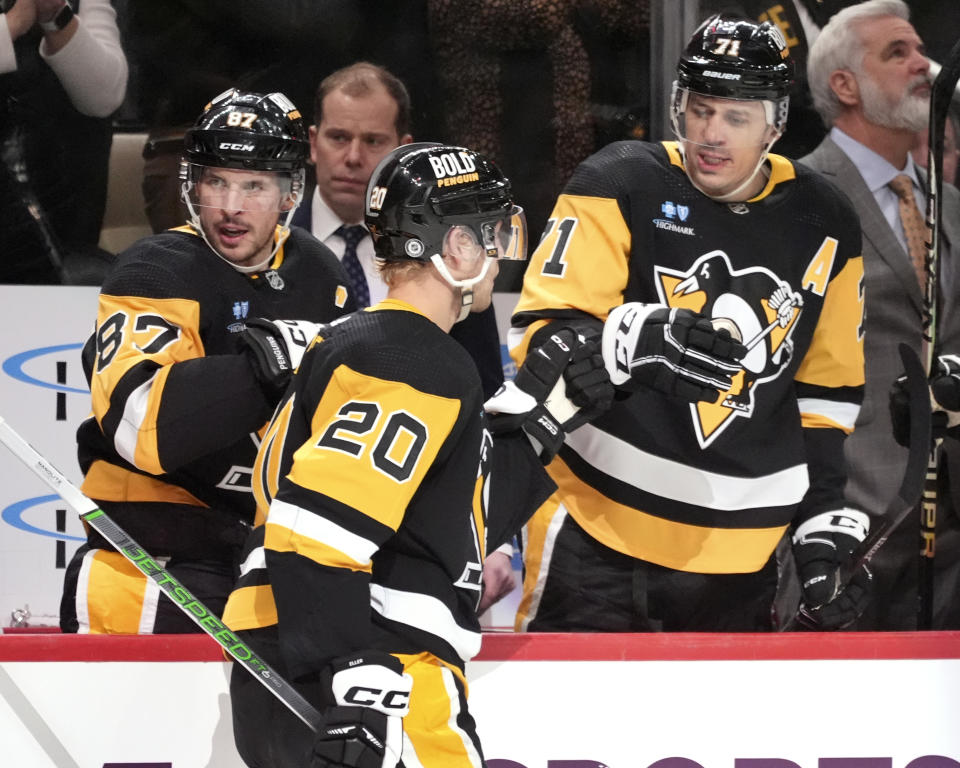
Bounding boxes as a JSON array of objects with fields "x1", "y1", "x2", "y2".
[{"x1": 677, "y1": 14, "x2": 794, "y2": 102}]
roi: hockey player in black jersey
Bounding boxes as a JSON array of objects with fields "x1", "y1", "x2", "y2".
[
  {"x1": 223, "y1": 143, "x2": 609, "y2": 768},
  {"x1": 60, "y1": 89, "x2": 357, "y2": 635},
  {"x1": 512, "y1": 13, "x2": 870, "y2": 633}
]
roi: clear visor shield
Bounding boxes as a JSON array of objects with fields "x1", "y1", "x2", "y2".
[
  {"x1": 442, "y1": 205, "x2": 528, "y2": 263},
  {"x1": 185, "y1": 164, "x2": 299, "y2": 213},
  {"x1": 671, "y1": 86, "x2": 784, "y2": 150}
]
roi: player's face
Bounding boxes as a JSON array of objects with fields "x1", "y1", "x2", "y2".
[
  {"x1": 195, "y1": 168, "x2": 286, "y2": 269},
  {"x1": 311, "y1": 85, "x2": 412, "y2": 225},
  {"x1": 680, "y1": 93, "x2": 773, "y2": 198},
  {"x1": 855, "y1": 15, "x2": 930, "y2": 133}
]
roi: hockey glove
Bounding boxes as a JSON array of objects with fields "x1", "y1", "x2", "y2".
[
  {"x1": 485, "y1": 328, "x2": 610, "y2": 462},
  {"x1": 560, "y1": 325, "x2": 615, "y2": 424},
  {"x1": 239, "y1": 318, "x2": 322, "y2": 401},
  {"x1": 792, "y1": 509, "x2": 872, "y2": 630},
  {"x1": 890, "y1": 354, "x2": 960, "y2": 447},
  {"x1": 311, "y1": 651, "x2": 412, "y2": 768},
  {"x1": 601, "y1": 303, "x2": 746, "y2": 403}
]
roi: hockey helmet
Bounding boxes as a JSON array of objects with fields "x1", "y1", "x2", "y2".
[
  {"x1": 365, "y1": 143, "x2": 527, "y2": 265},
  {"x1": 671, "y1": 14, "x2": 794, "y2": 152},
  {"x1": 183, "y1": 88, "x2": 309, "y2": 172},
  {"x1": 677, "y1": 14, "x2": 794, "y2": 101},
  {"x1": 179, "y1": 89, "x2": 309, "y2": 273}
]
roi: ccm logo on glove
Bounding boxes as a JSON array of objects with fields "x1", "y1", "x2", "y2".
[{"x1": 341, "y1": 686, "x2": 410, "y2": 710}]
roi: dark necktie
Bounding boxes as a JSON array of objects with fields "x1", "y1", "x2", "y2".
[{"x1": 336, "y1": 225, "x2": 370, "y2": 308}]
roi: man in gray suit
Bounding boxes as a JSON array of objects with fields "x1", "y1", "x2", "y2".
[{"x1": 802, "y1": 0, "x2": 960, "y2": 629}]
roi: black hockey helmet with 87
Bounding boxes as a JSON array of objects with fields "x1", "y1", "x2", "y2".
[
  {"x1": 179, "y1": 89, "x2": 310, "y2": 273},
  {"x1": 676, "y1": 14, "x2": 794, "y2": 102},
  {"x1": 365, "y1": 142, "x2": 527, "y2": 264},
  {"x1": 182, "y1": 89, "x2": 309, "y2": 173}
]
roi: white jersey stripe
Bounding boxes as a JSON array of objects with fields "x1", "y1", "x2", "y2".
[
  {"x1": 114, "y1": 373, "x2": 157, "y2": 465},
  {"x1": 440, "y1": 665, "x2": 484, "y2": 767},
  {"x1": 268, "y1": 499, "x2": 377, "y2": 566},
  {"x1": 370, "y1": 584, "x2": 482, "y2": 662},
  {"x1": 75, "y1": 548, "x2": 96, "y2": 633},
  {"x1": 238, "y1": 545, "x2": 267, "y2": 577},
  {"x1": 565, "y1": 422, "x2": 808, "y2": 510},
  {"x1": 517, "y1": 503, "x2": 567, "y2": 632},
  {"x1": 797, "y1": 397, "x2": 860, "y2": 431}
]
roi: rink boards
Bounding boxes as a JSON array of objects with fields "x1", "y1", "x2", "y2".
[{"x1": 1, "y1": 631, "x2": 959, "y2": 768}]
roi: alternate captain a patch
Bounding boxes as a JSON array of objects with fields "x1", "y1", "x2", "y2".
[{"x1": 656, "y1": 249, "x2": 803, "y2": 447}]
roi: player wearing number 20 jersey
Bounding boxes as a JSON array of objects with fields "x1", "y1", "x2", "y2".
[
  {"x1": 224, "y1": 144, "x2": 555, "y2": 768},
  {"x1": 223, "y1": 305, "x2": 546, "y2": 666}
]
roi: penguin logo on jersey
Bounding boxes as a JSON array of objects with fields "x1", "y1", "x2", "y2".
[{"x1": 655, "y1": 250, "x2": 803, "y2": 447}]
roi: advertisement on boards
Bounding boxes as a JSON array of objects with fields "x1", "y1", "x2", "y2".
[{"x1": 0, "y1": 286, "x2": 98, "y2": 628}]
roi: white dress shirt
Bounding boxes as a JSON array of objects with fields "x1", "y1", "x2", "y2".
[
  {"x1": 310, "y1": 192, "x2": 388, "y2": 306},
  {"x1": 831, "y1": 126, "x2": 925, "y2": 256}
]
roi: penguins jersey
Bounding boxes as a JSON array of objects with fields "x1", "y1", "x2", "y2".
[
  {"x1": 222, "y1": 301, "x2": 550, "y2": 678},
  {"x1": 77, "y1": 225, "x2": 352, "y2": 555},
  {"x1": 512, "y1": 140, "x2": 865, "y2": 574}
]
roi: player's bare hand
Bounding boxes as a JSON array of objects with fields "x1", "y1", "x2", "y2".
[{"x1": 478, "y1": 550, "x2": 516, "y2": 615}]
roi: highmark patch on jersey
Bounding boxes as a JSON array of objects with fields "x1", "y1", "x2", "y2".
[
  {"x1": 653, "y1": 199, "x2": 695, "y2": 236},
  {"x1": 655, "y1": 250, "x2": 803, "y2": 448}
]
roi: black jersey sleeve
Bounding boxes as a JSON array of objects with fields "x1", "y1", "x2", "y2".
[
  {"x1": 486, "y1": 430, "x2": 557, "y2": 552},
  {"x1": 88, "y1": 260, "x2": 273, "y2": 476}
]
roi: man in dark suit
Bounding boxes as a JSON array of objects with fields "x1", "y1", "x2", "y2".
[
  {"x1": 293, "y1": 62, "x2": 516, "y2": 614},
  {"x1": 801, "y1": 0, "x2": 960, "y2": 629},
  {"x1": 291, "y1": 63, "x2": 505, "y2": 396}
]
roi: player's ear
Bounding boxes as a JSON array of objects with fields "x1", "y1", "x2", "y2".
[{"x1": 441, "y1": 226, "x2": 484, "y2": 277}]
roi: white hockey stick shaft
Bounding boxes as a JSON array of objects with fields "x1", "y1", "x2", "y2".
[{"x1": 0, "y1": 416, "x2": 321, "y2": 732}]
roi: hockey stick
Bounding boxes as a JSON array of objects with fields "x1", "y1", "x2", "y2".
[
  {"x1": 0, "y1": 416, "x2": 322, "y2": 732},
  {"x1": 917, "y1": 37, "x2": 960, "y2": 628},
  {"x1": 780, "y1": 346, "x2": 928, "y2": 632},
  {"x1": 838, "y1": 343, "x2": 931, "y2": 585}
]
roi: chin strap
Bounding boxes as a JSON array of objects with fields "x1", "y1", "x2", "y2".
[{"x1": 429, "y1": 253, "x2": 495, "y2": 322}]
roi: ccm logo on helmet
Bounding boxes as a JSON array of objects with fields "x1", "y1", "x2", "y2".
[
  {"x1": 429, "y1": 151, "x2": 478, "y2": 186},
  {"x1": 219, "y1": 142, "x2": 255, "y2": 152},
  {"x1": 343, "y1": 685, "x2": 410, "y2": 710}
]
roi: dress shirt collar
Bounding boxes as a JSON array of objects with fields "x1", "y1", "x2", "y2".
[
  {"x1": 311, "y1": 191, "x2": 364, "y2": 242},
  {"x1": 831, "y1": 126, "x2": 922, "y2": 195}
]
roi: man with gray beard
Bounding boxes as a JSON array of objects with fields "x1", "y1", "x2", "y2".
[{"x1": 801, "y1": 0, "x2": 960, "y2": 629}]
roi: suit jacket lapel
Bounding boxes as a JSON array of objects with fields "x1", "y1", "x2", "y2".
[{"x1": 812, "y1": 138, "x2": 924, "y2": 315}]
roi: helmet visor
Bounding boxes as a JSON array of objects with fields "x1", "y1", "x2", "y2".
[
  {"x1": 487, "y1": 205, "x2": 527, "y2": 261},
  {"x1": 441, "y1": 205, "x2": 528, "y2": 263},
  {"x1": 672, "y1": 87, "x2": 782, "y2": 149},
  {"x1": 185, "y1": 165, "x2": 297, "y2": 213}
]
